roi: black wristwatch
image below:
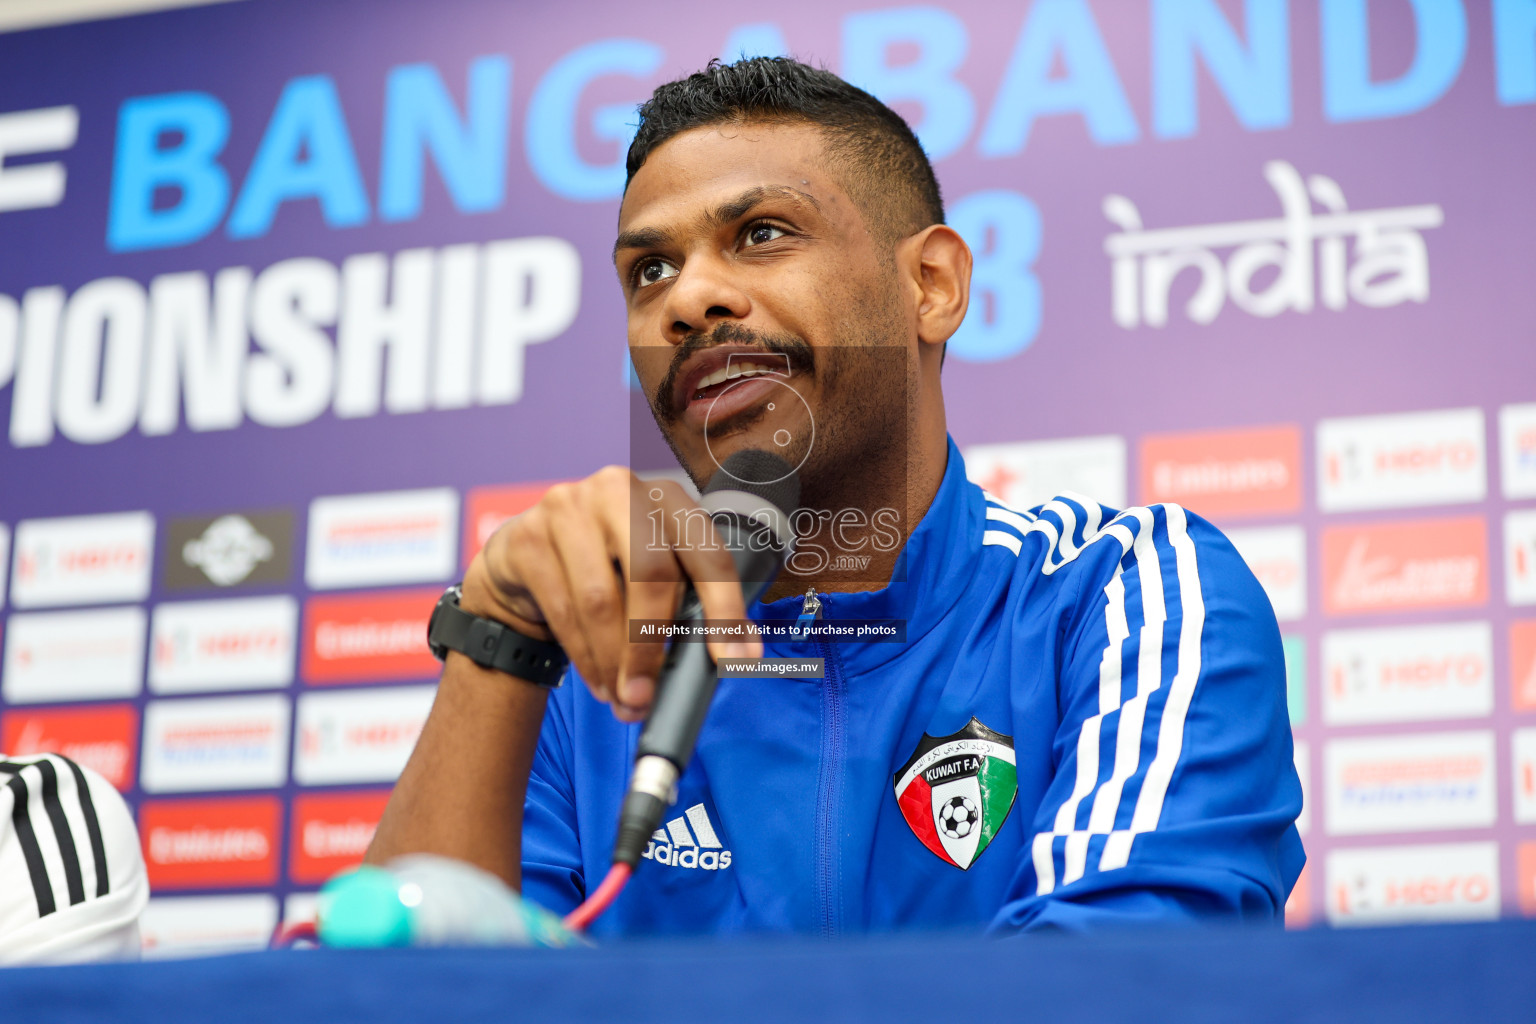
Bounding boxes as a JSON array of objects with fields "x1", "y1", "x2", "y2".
[{"x1": 426, "y1": 583, "x2": 568, "y2": 688}]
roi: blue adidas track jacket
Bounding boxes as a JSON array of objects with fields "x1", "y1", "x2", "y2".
[{"x1": 522, "y1": 438, "x2": 1305, "y2": 936}]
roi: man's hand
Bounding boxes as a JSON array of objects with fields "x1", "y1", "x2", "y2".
[{"x1": 462, "y1": 466, "x2": 762, "y2": 722}]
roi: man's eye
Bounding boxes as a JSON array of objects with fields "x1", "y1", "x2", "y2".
[
  {"x1": 635, "y1": 259, "x2": 679, "y2": 288},
  {"x1": 745, "y1": 224, "x2": 786, "y2": 246}
]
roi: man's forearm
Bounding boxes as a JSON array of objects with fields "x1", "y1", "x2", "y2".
[{"x1": 365, "y1": 651, "x2": 549, "y2": 890}]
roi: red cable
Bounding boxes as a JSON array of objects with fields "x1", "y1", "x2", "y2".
[
  {"x1": 562, "y1": 862, "x2": 632, "y2": 932},
  {"x1": 271, "y1": 919, "x2": 319, "y2": 948}
]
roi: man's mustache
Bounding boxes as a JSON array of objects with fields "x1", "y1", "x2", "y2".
[{"x1": 651, "y1": 323, "x2": 814, "y2": 422}]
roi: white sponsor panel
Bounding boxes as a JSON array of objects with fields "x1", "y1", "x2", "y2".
[
  {"x1": 1294, "y1": 741, "x2": 1310, "y2": 837},
  {"x1": 1498, "y1": 403, "x2": 1536, "y2": 499},
  {"x1": 0, "y1": 523, "x2": 8, "y2": 610},
  {"x1": 1, "y1": 607, "x2": 145, "y2": 703},
  {"x1": 140, "y1": 695, "x2": 290, "y2": 793},
  {"x1": 1324, "y1": 730, "x2": 1496, "y2": 835},
  {"x1": 283, "y1": 892, "x2": 321, "y2": 930},
  {"x1": 149, "y1": 596, "x2": 298, "y2": 694},
  {"x1": 1316, "y1": 408, "x2": 1486, "y2": 512},
  {"x1": 1325, "y1": 842, "x2": 1500, "y2": 927},
  {"x1": 306, "y1": 489, "x2": 458, "y2": 590},
  {"x1": 1321, "y1": 621, "x2": 1494, "y2": 725},
  {"x1": 1515, "y1": 728, "x2": 1536, "y2": 825},
  {"x1": 963, "y1": 435, "x2": 1126, "y2": 511},
  {"x1": 1225, "y1": 525, "x2": 1306, "y2": 621},
  {"x1": 1505, "y1": 509, "x2": 1536, "y2": 606},
  {"x1": 140, "y1": 895, "x2": 279, "y2": 959},
  {"x1": 10, "y1": 511, "x2": 155, "y2": 608},
  {"x1": 294, "y1": 685, "x2": 435, "y2": 785}
]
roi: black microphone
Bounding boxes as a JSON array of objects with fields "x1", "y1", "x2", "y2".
[{"x1": 612, "y1": 449, "x2": 800, "y2": 869}]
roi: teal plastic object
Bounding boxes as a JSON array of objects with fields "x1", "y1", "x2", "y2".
[{"x1": 318, "y1": 866, "x2": 414, "y2": 948}]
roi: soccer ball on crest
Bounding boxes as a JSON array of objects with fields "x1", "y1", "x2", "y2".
[{"x1": 938, "y1": 795, "x2": 978, "y2": 839}]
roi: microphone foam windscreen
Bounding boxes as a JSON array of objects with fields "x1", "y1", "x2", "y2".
[{"x1": 704, "y1": 449, "x2": 801, "y2": 517}]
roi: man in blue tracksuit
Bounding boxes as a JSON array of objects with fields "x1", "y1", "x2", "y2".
[{"x1": 369, "y1": 57, "x2": 1304, "y2": 935}]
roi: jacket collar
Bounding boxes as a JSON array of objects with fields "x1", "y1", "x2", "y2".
[{"x1": 753, "y1": 436, "x2": 983, "y2": 672}]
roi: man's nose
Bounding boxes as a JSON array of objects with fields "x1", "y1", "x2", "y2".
[{"x1": 660, "y1": 256, "x2": 751, "y2": 344}]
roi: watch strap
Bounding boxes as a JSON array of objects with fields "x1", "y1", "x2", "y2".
[{"x1": 428, "y1": 585, "x2": 567, "y2": 688}]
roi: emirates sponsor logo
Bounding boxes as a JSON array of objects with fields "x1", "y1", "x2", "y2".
[
  {"x1": 149, "y1": 826, "x2": 270, "y2": 865},
  {"x1": 302, "y1": 819, "x2": 375, "y2": 859},
  {"x1": 315, "y1": 619, "x2": 420, "y2": 660},
  {"x1": 1152, "y1": 457, "x2": 1288, "y2": 498}
]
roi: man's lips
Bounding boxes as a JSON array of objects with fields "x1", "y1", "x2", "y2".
[
  {"x1": 671, "y1": 346, "x2": 792, "y2": 416},
  {"x1": 682, "y1": 373, "x2": 784, "y2": 430}
]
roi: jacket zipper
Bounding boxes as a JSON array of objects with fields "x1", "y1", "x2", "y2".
[{"x1": 804, "y1": 588, "x2": 844, "y2": 937}]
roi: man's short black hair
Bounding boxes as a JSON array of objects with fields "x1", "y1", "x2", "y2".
[{"x1": 625, "y1": 56, "x2": 944, "y2": 243}]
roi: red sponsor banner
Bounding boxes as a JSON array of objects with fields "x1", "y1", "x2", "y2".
[
  {"x1": 1140, "y1": 424, "x2": 1301, "y2": 518},
  {"x1": 289, "y1": 790, "x2": 391, "y2": 884},
  {"x1": 0, "y1": 704, "x2": 138, "y2": 791},
  {"x1": 1513, "y1": 620, "x2": 1536, "y2": 713},
  {"x1": 462, "y1": 483, "x2": 558, "y2": 567},
  {"x1": 1321, "y1": 517, "x2": 1487, "y2": 615},
  {"x1": 301, "y1": 588, "x2": 441, "y2": 685},
  {"x1": 1284, "y1": 862, "x2": 1311, "y2": 928},
  {"x1": 1520, "y1": 843, "x2": 1536, "y2": 917},
  {"x1": 139, "y1": 796, "x2": 282, "y2": 889}
]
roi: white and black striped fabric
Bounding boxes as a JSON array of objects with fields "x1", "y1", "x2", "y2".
[{"x1": 0, "y1": 753, "x2": 147, "y2": 964}]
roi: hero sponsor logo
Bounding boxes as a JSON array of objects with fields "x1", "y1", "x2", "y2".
[
  {"x1": 1224, "y1": 525, "x2": 1306, "y2": 622},
  {"x1": 1324, "y1": 730, "x2": 1496, "y2": 836},
  {"x1": 300, "y1": 588, "x2": 441, "y2": 685},
  {"x1": 0, "y1": 704, "x2": 138, "y2": 790},
  {"x1": 150, "y1": 596, "x2": 298, "y2": 694},
  {"x1": 1326, "y1": 842, "x2": 1500, "y2": 927},
  {"x1": 463, "y1": 482, "x2": 557, "y2": 567},
  {"x1": 1317, "y1": 408, "x2": 1486, "y2": 512},
  {"x1": 294, "y1": 685, "x2": 435, "y2": 785},
  {"x1": 10, "y1": 511, "x2": 154, "y2": 608},
  {"x1": 1321, "y1": 621, "x2": 1493, "y2": 726},
  {"x1": 1504, "y1": 510, "x2": 1536, "y2": 606},
  {"x1": 1, "y1": 238, "x2": 580, "y2": 451},
  {"x1": 1321, "y1": 517, "x2": 1486, "y2": 616},
  {"x1": 1514, "y1": 729, "x2": 1536, "y2": 826},
  {"x1": 164, "y1": 510, "x2": 292, "y2": 590},
  {"x1": 140, "y1": 895, "x2": 280, "y2": 958},
  {"x1": 963, "y1": 435, "x2": 1126, "y2": 512},
  {"x1": 1498, "y1": 403, "x2": 1536, "y2": 500},
  {"x1": 139, "y1": 797, "x2": 282, "y2": 889},
  {"x1": 1, "y1": 606, "x2": 146, "y2": 704},
  {"x1": 643, "y1": 803, "x2": 734, "y2": 871},
  {"x1": 306, "y1": 489, "x2": 458, "y2": 590},
  {"x1": 140, "y1": 694, "x2": 290, "y2": 793},
  {"x1": 1512, "y1": 620, "x2": 1536, "y2": 714},
  {"x1": 1139, "y1": 424, "x2": 1301, "y2": 519},
  {"x1": 290, "y1": 791, "x2": 391, "y2": 884}
]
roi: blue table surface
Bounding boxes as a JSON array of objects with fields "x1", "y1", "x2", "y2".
[{"x1": 3, "y1": 920, "x2": 1534, "y2": 1024}]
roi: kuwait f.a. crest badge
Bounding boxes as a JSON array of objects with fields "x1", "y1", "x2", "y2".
[{"x1": 893, "y1": 717, "x2": 1017, "y2": 870}]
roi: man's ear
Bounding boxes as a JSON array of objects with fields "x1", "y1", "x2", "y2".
[{"x1": 902, "y1": 225, "x2": 972, "y2": 350}]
